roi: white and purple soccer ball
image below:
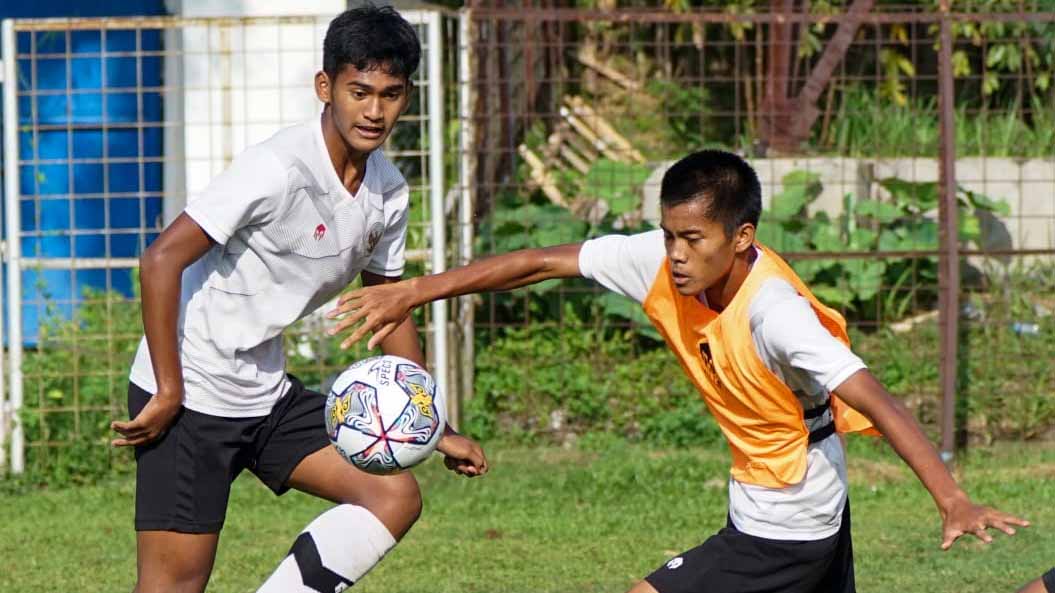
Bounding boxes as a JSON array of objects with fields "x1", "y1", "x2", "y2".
[{"x1": 324, "y1": 355, "x2": 446, "y2": 475}]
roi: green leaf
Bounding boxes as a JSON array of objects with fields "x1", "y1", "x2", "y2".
[
  {"x1": 770, "y1": 171, "x2": 822, "y2": 220},
  {"x1": 983, "y1": 71, "x2": 1001, "y2": 95},
  {"x1": 905, "y1": 221, "x2": 939, "y2": 249},
  {"x1": 952, "y1": 50, "x2": 972, "y2": 77},
  {"x1": 960, "y1": 188, "x2": 1011, "y2": 216},
  {"x1": 1037, "y1": 72, "x2": 1051, "y2": 91},
  {"x1": 855, "y1": 199, "x2": 901, "y2": 223},
  {"x1": 959, "y1": 215, "x2": 981, "y2": 242},
  {"x1": 810, "y1": 219, "x2": 845, "y2": 252},
  {"x1": 812, "y1": 284, "x2": 855, "y2": 310},
  {"x1": 598, "y1": 293, "x2": 663, "y2": 342},
  {"x1": 790, "y1": 259, "x2": 831, "y2": 283},
  {"x1": 756, "y1": 216, "x2": 808, "y2": 253},
  {"x1": 878, "y1": 228, "x2": 911, "y2": 252},
  {"x1": 843, "y1": 259, "x2": 886, "y2": 302},
  {"x1": 582, "y1": 159, "x2": 652, "y2": 216},
  {"x1": 848, "y1": 228, "x2": 878, "y2": 250},
  {"x1": 879, "y1": 178, "x2": 939, "y2": 212}
]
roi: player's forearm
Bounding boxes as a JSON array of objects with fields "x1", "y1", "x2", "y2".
[
  {"x1": 139, "y1": 250, "x2": 186, "y2": 400},
  {"x1": 405, "y1": 244, "x2": 583, "y2": 307},
  {"x1": 835, "y1": 371, "x2": 968, "y2": 512},
  {"x1": 378, "y1": 316, "x2": 426, "y2": 368}
]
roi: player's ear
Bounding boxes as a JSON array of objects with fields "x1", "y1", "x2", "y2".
[
  {"x1": 315, "y1": 70, "x2": 332, "y2": 104},
  {"x1": 733, "y1": 222, "x2": 756, "y2": 253},
  {"x1": 399, "y1": 79, "x2": 414, "y2": 115}
]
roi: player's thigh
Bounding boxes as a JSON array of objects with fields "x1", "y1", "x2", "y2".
[
  {"x1": 286, "y1": 445, "x2": 422, "y2": 538},
  {"x1": 626, "y1": 581, "x2": 661, "y2": 593},
  {"x1": 134, "y1": 530, "x2": 220, "y2": 593},
  {"x1": 1019, "y1": 579, "x2": 1048, "y2": 593}
]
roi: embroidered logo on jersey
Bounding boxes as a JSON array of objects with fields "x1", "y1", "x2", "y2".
[
  {"x1": 314, "y1": 224, "x2": 327, "y2": 241},
  {"x1": 699, "y1": 341, "x2": 717, "y2": 381},
  {"x1": 666, "y1": 557, "x2": 684, "y2": 570},
  {"x1": 366, "y1": 222, "x2": 385, "y2": 252}
]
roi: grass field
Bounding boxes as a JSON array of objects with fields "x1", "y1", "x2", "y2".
[{"x1": 2, "y1": 439, "x2": 1053, "y2": 593}]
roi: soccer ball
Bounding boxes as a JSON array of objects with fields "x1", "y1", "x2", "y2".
[{"x1": 324, "y1": 355, "x2": 446, "y2": 475}]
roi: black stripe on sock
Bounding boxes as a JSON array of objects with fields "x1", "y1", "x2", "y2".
[{"x1": 289, "y1": 532, "x2": 354, "y2": 593}]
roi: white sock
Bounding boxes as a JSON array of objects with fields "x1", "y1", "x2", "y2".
[{"x1": 256, "y1": 504, "x2": 397, "y2": 593}]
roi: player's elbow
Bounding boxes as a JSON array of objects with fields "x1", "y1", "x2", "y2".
[
  {"x1": 536, "y1": 243, "x2": 583, "y2": 279},
  {"x1": 139, "y1": 244, "x2": 165, "y2": 275},
  {"x1": 139, "y1": 241, "x2": 186, "y2": 283}
]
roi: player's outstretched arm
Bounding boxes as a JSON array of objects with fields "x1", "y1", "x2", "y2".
[
  {"x1": 112, "y1": 213, "x2": 215, "y2": 447},
  {"x1": 833, "y1": 369, "x2": 1030, "y2": 549},
  {"x1": 328, "y1": 243, "x2": 584, "y2": 349},
  {"x1": 359, "y1": 271, "x2": 489, "y2": 478}
]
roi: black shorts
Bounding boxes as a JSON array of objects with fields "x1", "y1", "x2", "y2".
[
  {"x1": 645, "y1": 501, "x2": 854, "y2": 593},
  {"x1": 1043, "y1": 567, "x2": 1055, "y2": 593},
  {"x1": 128, "y1": 375, "x2": 331, "y2": 533}
]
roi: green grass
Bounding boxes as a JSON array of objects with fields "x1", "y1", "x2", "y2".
[{"x1": 2, "y1": 440, "x2": 1053, "y2": 593}]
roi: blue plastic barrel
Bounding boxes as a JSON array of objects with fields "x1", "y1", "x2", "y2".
[{"x1": 3, "y1": 0, "x2": 166, "y2": 344}]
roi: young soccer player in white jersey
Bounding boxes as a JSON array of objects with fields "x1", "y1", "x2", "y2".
[
  {"x1": 111, "y1": 7, "x2": 487, "y2": 593},
  {"x1": 328, "y1": 149, "x2": 1028, "y2": 592}
]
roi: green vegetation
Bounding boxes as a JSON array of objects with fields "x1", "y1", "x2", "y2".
[
  {"x1": 2, "y1": 441, "x2": 1052, "y2": 593},
  {"x1": 821, "y1": 87, "x2": 1055, "y2": 158},
  {"x1": 757, "y1": 169, "x2": 1009, "y2": 316},
  {"x1": 14, "y1": 225, "x2": 1053, "y2": 484}
]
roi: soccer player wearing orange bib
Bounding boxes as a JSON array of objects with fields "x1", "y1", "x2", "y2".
[{"x1": 328, "y1": 149, "x2": 1028, "y2": 593}]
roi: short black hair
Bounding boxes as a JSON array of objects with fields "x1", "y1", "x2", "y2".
[
  {"x1": 323, "y1": 5, "x2": 421, "y2": 82},
  {"x1": 659, "y1": 149, "x2": 762, "y2": 237}
]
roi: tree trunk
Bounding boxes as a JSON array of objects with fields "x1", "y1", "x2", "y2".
[
  {"x1": 758, "y1": 0, "x2": 796, "y2": 152},
  {"x1": 783, "y1": 0, "x2": 876, "y2": 148}
]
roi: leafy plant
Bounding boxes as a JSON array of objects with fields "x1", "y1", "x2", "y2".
[{"x1": 756, "y1": 169, "x2": 1010, "y2": 318}]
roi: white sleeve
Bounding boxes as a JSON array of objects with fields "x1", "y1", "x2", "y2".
[
  {"x1": 750, "y1": 279, "x2": 867, "y2": 392},
  {"x1": 365, "y1": 182, "x2": 410, "y2": 277},
  {"x1": 183, "y1": 146, "x2": 286, "y2": 245},
  {"x1": 577, "y1": 229, "x2": 666, "y2": 304}
]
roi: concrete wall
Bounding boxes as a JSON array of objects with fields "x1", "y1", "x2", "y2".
[{"x1": 642, "y1": 157, "x2": 1055, "y2": 251}]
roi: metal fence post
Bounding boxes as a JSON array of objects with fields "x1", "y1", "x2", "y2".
[
  {"x1": 456, "y1": 8, "x2": 476, "y2": 430},
  {"x1": 2, "y1": 18, "x2": 24, "y2": 474},
  {"x1": 426, "y1": 10, "x2": 450, "y2": 416},
  {"x1": 0, "y1": 18, "x2": 12, "y2": 474},
  {"x1": 937, "y1": 1, "x2": 960, "y2": 466}
]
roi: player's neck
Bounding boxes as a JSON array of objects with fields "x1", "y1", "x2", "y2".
[
  {"x1": 703, "y1": 248, "x2": 756, "y2": 313},
  {"x1": 320, "y1": 108, "x2": 370, "y2": 195}
]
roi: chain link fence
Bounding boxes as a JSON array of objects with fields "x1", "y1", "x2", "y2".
[
  {"x1": 457, "y1": 5, "x2": 1055, "y2": 454},
  {"x1": 1, "y1": 4, "x2": 1053, "y2": 480},
  {"x1": 0, "y1": 10, "x2": 457, "y2": 478}
]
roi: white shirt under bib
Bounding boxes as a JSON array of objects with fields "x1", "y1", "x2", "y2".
[
  {"x1": 130, "y1": 116, "x2": 409, "y2": 418},
  {"x1": 578, "y1": 230, "x2": 866, "y2": 541}
]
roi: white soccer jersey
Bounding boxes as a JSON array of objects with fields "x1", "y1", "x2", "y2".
[
  {"x1": 130, "y1": 116, "x2": 410, "y2": 417},
  {"x1": 579, "y1": 230, "x2": 867, "y2": 540}
]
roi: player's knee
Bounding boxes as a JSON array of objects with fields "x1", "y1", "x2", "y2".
[
  {"x1": 362, "y1": 474, "x2": 422, "y2": 536},
  {"x1": 383, "y1": 474, "x2": 423, "y2": 523}
]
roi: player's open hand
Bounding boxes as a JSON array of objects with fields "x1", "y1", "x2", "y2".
[
  {"x1": 327, "y1": 280, "x2": 418, "y2": 350},
  {"x1": 111, "y1": 391, "x2": 182, "y2": 447},
  {"x1": 939, "y1": 494, "x2": 1029, "y2": 550},
  {"x1": 437, "y1": 427, "x2": 488, "y2": 478}
]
